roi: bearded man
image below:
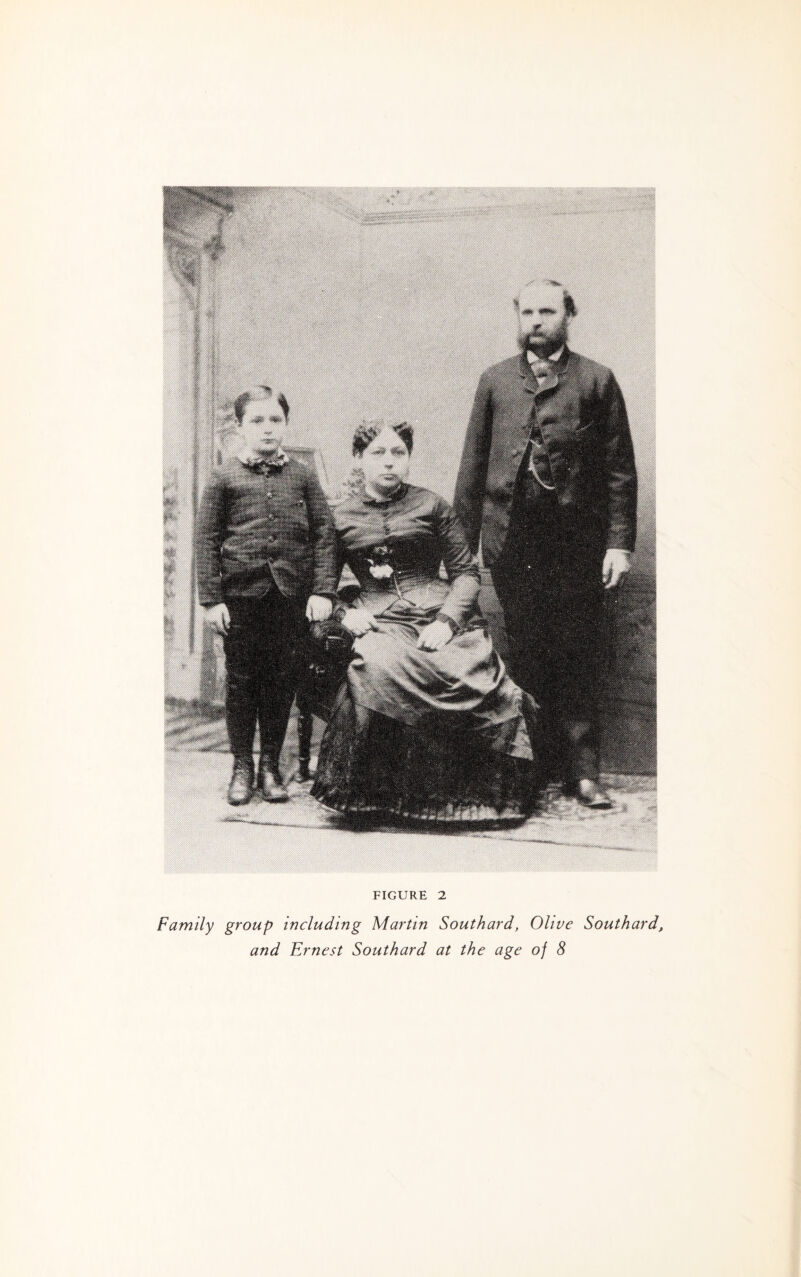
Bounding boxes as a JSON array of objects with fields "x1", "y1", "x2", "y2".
[{"x1": 453, "y1": 278, "x2": 637, "y2": 808}]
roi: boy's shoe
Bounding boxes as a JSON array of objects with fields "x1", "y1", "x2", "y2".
[
  {"x1": 227, "y1": 756, "x2": 255, "y2": 806},
  {"x1": 293, "y1": 757, "x2": 314, "y2": 783},
  {"x1": 258, "y1": 754, "x2": 289, "y2": 803}
]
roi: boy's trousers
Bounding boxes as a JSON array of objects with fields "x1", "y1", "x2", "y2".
[{"x1": 223, "y1": 593, "x2": 306, "y2": 762}]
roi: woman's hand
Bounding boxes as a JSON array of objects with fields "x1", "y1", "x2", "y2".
[
  {"x1": 341, "y1": 608, "x2": 378, "y2": 637},
  {"x1": 416, "y1": 620, "x2": 453, "y2": 652},
  {"x1": 306, "y1": 594, "x2": 333, "y2": 622}
]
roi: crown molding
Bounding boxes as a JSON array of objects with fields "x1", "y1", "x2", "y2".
[{"x1": 295, "y1": 187, "x2": 654, "y2": 225}]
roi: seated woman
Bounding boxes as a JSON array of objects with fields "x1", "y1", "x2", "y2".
[{"x1": 310, "y1": 421, "x2": 543, "y2": 825}]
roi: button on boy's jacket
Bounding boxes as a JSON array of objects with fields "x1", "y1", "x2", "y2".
[{"x1": 195, "y1": 457, "x2": 337, "y2": 607}]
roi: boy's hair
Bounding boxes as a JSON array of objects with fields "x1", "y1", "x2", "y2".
[
  {"x1": 352, "y1": 419, "x2": 414, "y2": 457},
  {"x1": 233, "y1": 385, "x2": 290, "y2": 424}
]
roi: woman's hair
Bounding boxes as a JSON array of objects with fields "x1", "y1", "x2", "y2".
[
  {"x1": 233, "y1": 385, "x2": 290, "y2": 423},
  {"x1": 352, "y1": 419, "x2": 414, "y2": 456}
]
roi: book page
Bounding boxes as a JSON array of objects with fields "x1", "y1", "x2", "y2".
[{"x1": 3, "y1": 1, "x2": 800, "y2": 1273}]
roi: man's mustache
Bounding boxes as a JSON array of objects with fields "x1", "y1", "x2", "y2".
[{"x1": 518, "y1": 331, "x2": 559, "y2": 350}]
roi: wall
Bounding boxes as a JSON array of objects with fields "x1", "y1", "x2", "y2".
[{"x1": 216, "y1": 188, "x2": 362, "y2": 464}]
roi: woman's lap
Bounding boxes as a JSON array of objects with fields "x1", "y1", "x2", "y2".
[{"x1": 348, "y1": 620, "x2": 530, "y2": 749}]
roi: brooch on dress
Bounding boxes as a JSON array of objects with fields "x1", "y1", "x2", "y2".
[
  {"x1": 367, "y1": 545, "x2": 394, "y2": 579},
  {"x1": 367, "y1": 545, "x2": 404, "y2": 599}
]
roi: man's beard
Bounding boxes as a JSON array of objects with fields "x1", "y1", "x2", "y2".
[{"x1": 517, "y1": 327, "x2": 568, "y2": 357}]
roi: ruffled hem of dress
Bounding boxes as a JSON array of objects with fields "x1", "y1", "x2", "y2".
[
  {"x1": 311, "y1": 693, "x2": 541, "y2": 826},
  {"x1": 314, "y1": 791, "x2": 532, "y2": 826}
]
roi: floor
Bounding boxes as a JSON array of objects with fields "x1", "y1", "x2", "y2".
[{"x1": 165, "y1": 704, "x2": 657, "y2": 873}]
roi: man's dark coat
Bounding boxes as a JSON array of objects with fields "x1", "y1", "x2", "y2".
[{"x1": 453, "y1": 348, "x2": 637, "y2": 568}]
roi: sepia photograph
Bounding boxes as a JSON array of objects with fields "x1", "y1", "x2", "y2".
[{"x1": 164, "y1": 185, "x2": 655, "y2": 871}]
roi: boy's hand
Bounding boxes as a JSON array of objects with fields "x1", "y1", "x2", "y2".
[
  {"x1": 203, "y1": 603, "x2": 230, "y2": 636},
  {"x1": 416, "y1": 620, "x2": 453, "y2": 651},
  {"x1": 341, "y1": 608, "x2": 378, "y2": 637},
  {"x1": 306, "y1": 595, "x2": 333, "y2": 623}
]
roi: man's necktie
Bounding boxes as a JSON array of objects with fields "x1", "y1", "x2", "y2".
[{"x1": 529, "y1": 358, "x2": 553, "y2": 380}]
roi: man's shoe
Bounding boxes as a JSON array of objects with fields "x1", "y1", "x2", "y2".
[
  {"x1": 227, "y1": 756, "x2": 255, "y2": 806},
  {"x1": 574, "y1": 778, "x2": 613, "y2": 809},
  {"x1": 258, "y1": 755, "x2": 290, "y2": 803}
]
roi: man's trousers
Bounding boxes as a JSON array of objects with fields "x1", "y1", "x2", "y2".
[
  {"x1": 223, "y1": 594, "x2": 306, "y2": 762},
  {"x1": 490, "y1": 491, "x2": 606, "y2": 785}
]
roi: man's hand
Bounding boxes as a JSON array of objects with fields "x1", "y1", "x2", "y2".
[
  {"x1": 203, "y1": 602, "x2": 230, "y2": 636},
  {"x1": 306, "y1": 594, "x2": 333, "y2": 623},
  {"x1": 602, "y1": 549, "x2": 632, "y2": 590},
  {"x1": 416, "y1": 620, "x2": 454, "y2": 652},
  {"x1": 341, "y1": 608, "x2": 378, "y2": 637}
]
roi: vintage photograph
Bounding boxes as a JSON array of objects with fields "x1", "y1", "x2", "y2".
[{"x1": 164, "y1": 186, "x2": 655, "y2": 870}]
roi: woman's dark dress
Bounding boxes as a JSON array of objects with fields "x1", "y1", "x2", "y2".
[{"x1": 310, "y1": 483, "x2": 542, "y2": 824}]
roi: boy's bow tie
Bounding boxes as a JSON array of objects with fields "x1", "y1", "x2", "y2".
[{"x1": 241, "y1": 450, "x2": 289, "y2": 473}]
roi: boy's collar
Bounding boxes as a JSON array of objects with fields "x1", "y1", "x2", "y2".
[{"x1": 237, "y1": 447, "x2": 289, "y2": 472}]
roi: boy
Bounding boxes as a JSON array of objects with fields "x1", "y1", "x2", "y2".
[{"x1": 195, "y1": 385, "x2": 336, "y2": 805}]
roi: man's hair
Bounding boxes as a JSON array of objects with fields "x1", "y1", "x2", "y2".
[
  {"x1": 233, "y1": 385, "x2": 290, "y2": 423},
  {"x1": 352, "y1": 419, "x2": 415, "y2": 457},
  {"x1": 514, "y1": 278, "x2": 577, "y2": 318}
]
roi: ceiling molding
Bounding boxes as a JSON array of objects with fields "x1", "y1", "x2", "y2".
[
  {"x1": 180, "y1": 187, "x2": 235, "y2": 213},
  {"x1": 295, "y1": 187, "x2": 654, "y2": 225}
]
